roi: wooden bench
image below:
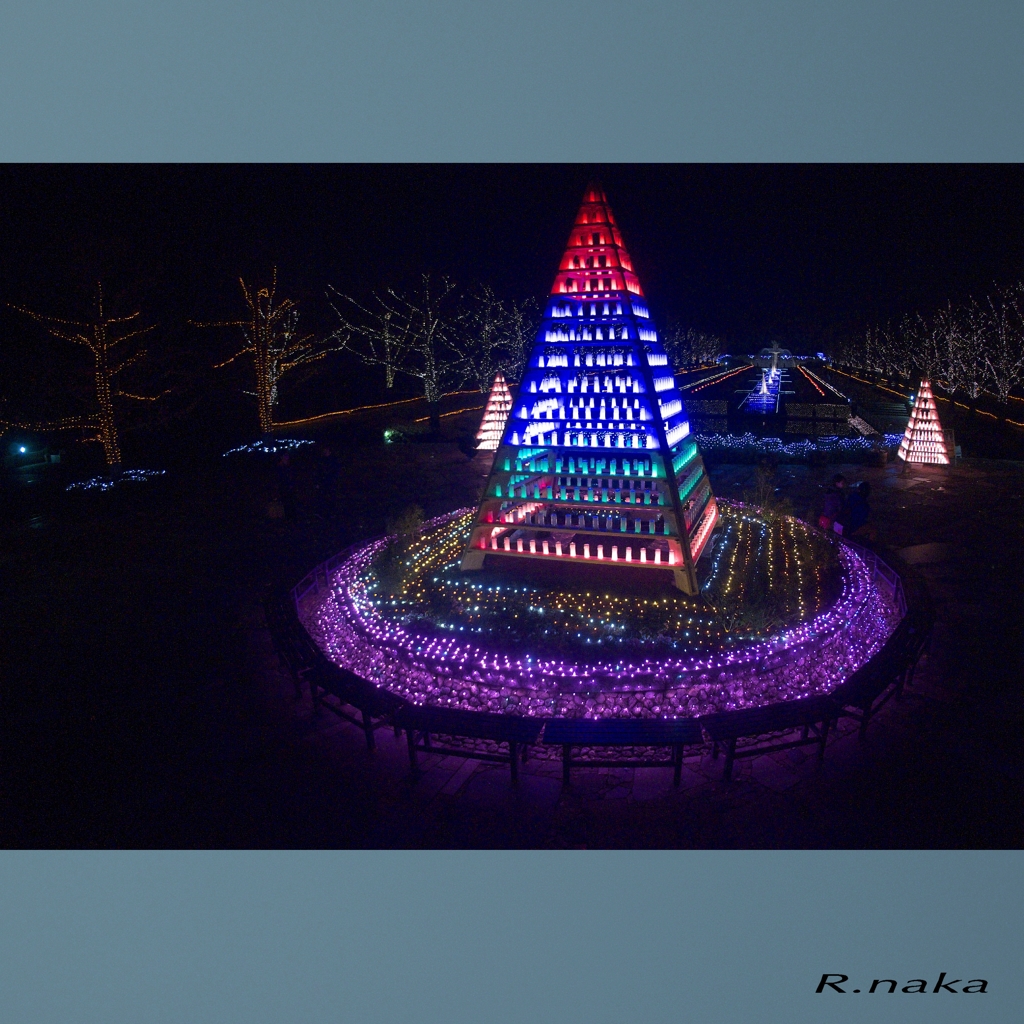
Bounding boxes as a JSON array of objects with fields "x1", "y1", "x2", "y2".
[
  {"x1": 894, "y1": 604, "x2": 934, "y2": 692},
  {"x1": 265, "y1": 588, "x2": 405, "y2": 749},
  {"x1": 264, "y1": 591, "x2": 317, "y2": 699},
  {"x1": 828, "y1": 656, "x2": 897, "y2": 740},
  {"x1": 830, "y1": 605, "x2": 934, "y2": 739},
  {"x1": 699, "y1": 695, "x2": 837, "y2": 781},
  {"x1": 541, "y1": 716, "x2": 704, "y2": 786},
  {"x1": 393, "y1": 705, "x2": 543, "y2": 783},
  {"x1": 304, "y1": 661, "x2": 406, "y2": 750}
]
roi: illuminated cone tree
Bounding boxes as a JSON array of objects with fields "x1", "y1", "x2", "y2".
[
  {"x1": 461, "y1": 185, "x2": 718, "y2": 594},
  {"x1": 475, "y1": 372, "x2": 513, "y2": 450},
  {"x1": 897, "y1": 379, "x2": 949, "y2": 464}
]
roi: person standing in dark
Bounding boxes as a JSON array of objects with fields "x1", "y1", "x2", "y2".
[
  {"x1": 275, "y1": 452, "x2": 298, "y2": 521},
  {"x1": 314, "y1": 443, "x2": 340, "y2": 519},
  {"x1": 843, "y1": 480, "x2": 876, "y2": 541},
  {"x1": 819, "y1": 473, "x2": 846, "y2": 532}
]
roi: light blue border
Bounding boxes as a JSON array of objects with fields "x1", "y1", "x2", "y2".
[
  {"x1": 0, "y1": 851, "x2": 1019, "y2": 1024},
  {"x1": 1, "y1": 4, "x2": 1021, "y2": 1023},
  {"x1": 1, "y1": 1, "x2": 1022, "y2": 160}
]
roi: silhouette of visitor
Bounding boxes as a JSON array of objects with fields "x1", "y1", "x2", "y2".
[
  {"x1": 843, "y1": 479, "x2": 876, "y2": 544},
  {"x1": 819, "y1": 473, "x2": 846, "y2": 531},
  {"x1": 841, "y1": 480, "x2": 873, "y2": 539}
]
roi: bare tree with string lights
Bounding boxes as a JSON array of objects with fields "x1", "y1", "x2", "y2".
[
  {"x1": 981, "y1": 283, "x2": 1024, "y2": 408},
  {"x1": 329, "y1": 274, "x2": 466, "y2": 432},
  {"x1": 460, "y1": 285, "x2": 506, "y2": 392},
  {"x1": 458, "y1": 286, "x2": 538, "y2": 391},
  {"x1": 942, "y1": 300, "x2": 988, "y2": 402},
  {"x1": 661, "y1": 321, "x2": 723, "y2": 370},
  {"x1": 900, "y1": 309, "x2": 956, "y2": 384},
  {"x1": 496, "y1": 293, "x2": 538, "y2": 384},
  {"x1": 325, "y1": 284, "x2": 412, "y2": 390},
  {"x1": 10, "y1": 283, "x2": 162, "y2": 468},
  {"x1": 196, "y1": 269, "x2": 340, "y2": 437}
]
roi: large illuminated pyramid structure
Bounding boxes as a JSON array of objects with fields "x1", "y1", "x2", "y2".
[
  {"x1": 897, "y1": 379, "x2": 949, "y2": 465},
  {"x1": 460, "y1": 185, "x2": 718, "y2": 594},
  {"x1": 475, "y1": 372, "x2": 513, "y2": 451}
]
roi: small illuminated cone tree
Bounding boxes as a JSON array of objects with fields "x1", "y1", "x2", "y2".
[
  {"x1": 897, "y1": 379, "x2": 949, "y2": 464},
  {"x1": 460, "y1": 185, "x2": 718, "y2": 595},
  {"x1": 475, "y1": 372, "x2": 513, "y2": 450}
]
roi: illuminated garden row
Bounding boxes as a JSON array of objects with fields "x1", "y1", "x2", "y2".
[
  {"x1": 366, "y1": 504, "x2": 834, "y2": 653},
  {"x1": 300, "y1": 506, "x2": 900, "y2": 719}
]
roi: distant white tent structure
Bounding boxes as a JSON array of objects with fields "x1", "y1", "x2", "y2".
[
  {"x1": 475, "y1": 372, "x2": 513, "y2": 451},
  {"x1": 897, "y1": 379, "x2": 949, "y2": 465}
]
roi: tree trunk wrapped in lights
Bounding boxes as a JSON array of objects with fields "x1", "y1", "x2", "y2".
[
  {"x1": 460, "y1": 184, "x2": 718, "y2": 595},
  {"x1": 198, "y1": 269, "x2": 339, "y2": 437},
  {"x1": 460, "y1": 286, "x2": 538, "y2": 392},
  {"x1": 10, "y1": 283, "x2": 161, "y2": 468},
  {"x1": 328, "y1": 274, "x2": 465, "y2": 434},
  {"x1": 982, "y1": 284, "x2": 1024, "y2": 407}
]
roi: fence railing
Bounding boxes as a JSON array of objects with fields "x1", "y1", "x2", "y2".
[
  {"x1": 842, "y1": 537, "x2": 907, "y2": 618},
  {"x1": 292, "y1": 538, "x2": 385, "y2": 611}
]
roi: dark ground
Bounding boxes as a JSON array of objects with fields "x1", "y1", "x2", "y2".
[{"x1": 2, "y1": 398, "x2": 1024, "y2": 848}]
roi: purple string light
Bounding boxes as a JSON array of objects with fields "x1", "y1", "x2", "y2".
[{"x1": 302, "y1": 507, "x2": 900, "y2": 719}]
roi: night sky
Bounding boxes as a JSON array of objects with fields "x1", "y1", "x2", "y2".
[
  {"x1": 2, "y1": 165, "x2": 1022, "y2": 346},
  {"x1": 1, "y1": 165, "x2": 1023, "y2": 438}
]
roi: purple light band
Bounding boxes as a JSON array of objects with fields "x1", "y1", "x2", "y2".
[{"x1": 301, "y1": 506, "x2": 900, "y2": 719}]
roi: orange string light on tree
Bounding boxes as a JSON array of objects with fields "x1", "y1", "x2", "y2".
[
  {"x1": 10, "y1": 282, "x2": 162, "y2": 468},
  {"x1": 195, "y1": 268, "x2": 342, "y2": 437}
]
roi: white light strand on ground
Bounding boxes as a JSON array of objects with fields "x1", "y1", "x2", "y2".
[
  {"x1": 222, "y1": 438, "x2": 315, "y2": 456},
  {"x1": 66, "y1": 469, "x2": 167, "y2": 492}
]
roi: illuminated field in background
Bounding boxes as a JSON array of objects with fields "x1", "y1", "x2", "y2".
[{"x1": 302, "y1": 505, "x2": 901, "y2": 719}]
